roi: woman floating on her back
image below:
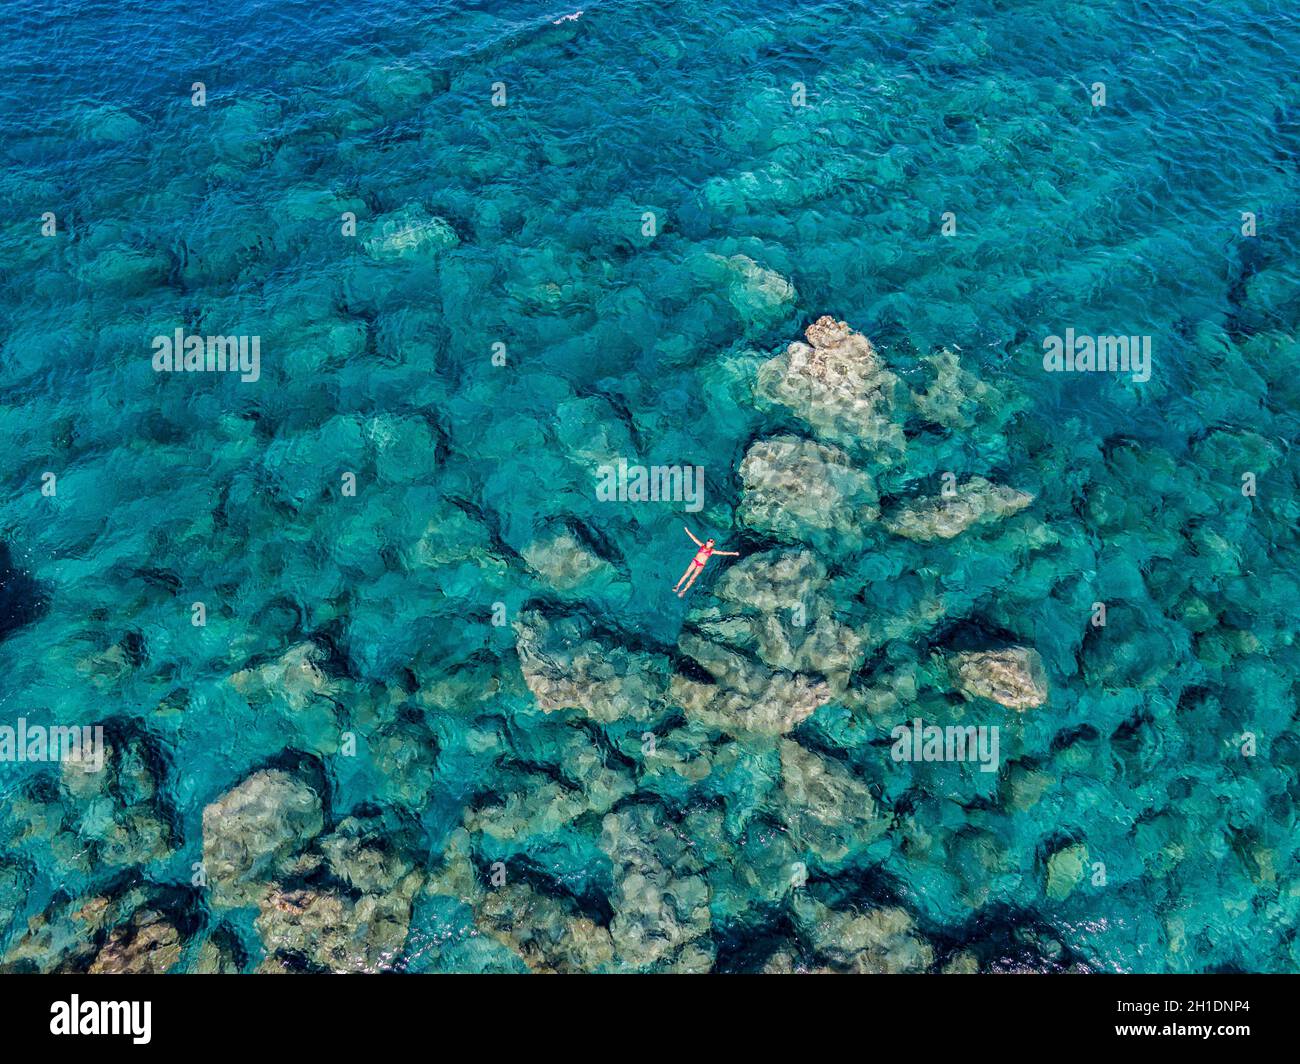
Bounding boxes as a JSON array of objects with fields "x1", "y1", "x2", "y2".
[{"x1": 673, "y1": 525, "x2": 741, "y2": 597}]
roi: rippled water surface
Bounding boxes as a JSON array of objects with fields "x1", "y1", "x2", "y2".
[{"x1": 0, "y1": 0, "x2": 1298, "y2": 973}]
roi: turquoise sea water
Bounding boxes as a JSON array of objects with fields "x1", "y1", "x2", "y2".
[{"x1": 1, "y1": 0, "x2": 1298, "y2": 973}]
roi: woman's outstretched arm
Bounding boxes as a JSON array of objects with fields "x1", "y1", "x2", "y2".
[{"x1": 684, "y1": 526, "x2": 703, "y2": 545}]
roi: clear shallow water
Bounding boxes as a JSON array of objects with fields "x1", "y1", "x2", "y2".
[{"x1": 0, "y1": 0, "x2": 1298, "y2": 972}]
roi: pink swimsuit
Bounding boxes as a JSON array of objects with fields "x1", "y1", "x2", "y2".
[{"x1": 692, "y1": 545, "x2": 715, "y2": 566}]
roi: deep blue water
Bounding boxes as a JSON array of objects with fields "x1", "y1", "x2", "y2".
[{"x1": 0, "y1": 0, "x2": 1298, "y2": 973}]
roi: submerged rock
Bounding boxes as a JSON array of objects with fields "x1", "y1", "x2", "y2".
[
  {"x1": 690, "y1": 549, "x2": 865, "y2": 681},
  {"x1": 192, "y1": 925, "x2": 246, "y2": 974},
  {"x1": 884, "y1": 476, "x2": 1032, "y2": 542},
  {"x1": 75, "y1": 103, "x2": 146, "y2": 143},
  {"x1": 467, "y1": 770, "x2": 632, "y2": 840},
  {"x1": 427, "y1": 826, "x2": 617, "y2": 973},
  {"x1": 514, "y1": 610, "x2": 669, "y2": 723},
  {"x1": 320, "y1": 811, "x2": 419, "y2": 896},
  {"x1": 6, "y1": 729, "x2": 175, "y2": 875},
  {"x1": 709, "y1": 547, "x2": 827, "y2": 612},
  {"x1": 757, "y1": 316, "x2": 904, "y2": 459},
  {"x1": 76, "y1": 245, "x2": 168, "y2": 295},
  {"x1": 779, "y1": 740, "x2": 886, "y2": 862},
  {"x1": 0, "y1": 861, "x2": 27, "y2": 945},
  {"x1": 367, "y1": 713, "x2": 439, "y2": 810},
  {"x1": 254, "y1": 876, "x2": 420, "y2": 973},
  {"x1": 202, "y1": 769, "x2": 325, "y2": 907},
  {"x1": 69, "y1": 732, "x2": 174, "y2": 868},
  {"x1": 942, "y1": 950, "x2": 982, "y2": 974},
  {"x1": 761, "y1": 950, "x2": 834, "y2": 974},
  {"x1": 794, "y1": 895, "x2": 933, "y2": 973},
  {"x1": 738, "y1": 435, "x2": 880, "y2": 542},
  {"x1": 229, "y1": 642, "x2": 339, "y2": 712},
  {"x1": 1046, "y1": 843, "x2": 1089, "y2": 901},
  {"x1": 2, "y1": 886, "x2": 194, "y2": 974},
  {"x1": 475, "y1": 883, "x2": 616, "y2": 974},
  {"x1": 600, "y1": 806, "x2": 714, "y2": 972},
  {"x1": 249, "y1": 805, "x2": 424, "y2": 972},
  {"x1": 521, "y1": 529, "x2": 614, "y2": 591},
  {"x1": 669, "y1": 550, "x2": 867, "y2": 738},
  {"x1": 949, "y1": 647, "x2": 1049, "y2": 710},
  {"x1": 706, "y1": 253, "x2": 797, "y2": 329},
  {"x1": 364, "y1": 206, "x2": 459, "y2": 258},
  {"x1": 468, "y1": 723, "x2": 635, "y2": 839},
  {"x1": 673, "y1": 633, "x2": 832, "y2": 737},
  {"x1": 86, "y1": 907, "x2": 184, "y2": 974},
  {"x1": 911, "y1": 348, "x2": 1018, "y2": 432}
]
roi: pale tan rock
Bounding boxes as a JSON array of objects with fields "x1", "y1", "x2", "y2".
[
  {"x1": 254, "y1": 871, "x2": 422, "y2": 973},
  {"x1": 884, "y1": 476, "x2": 1032, "y2": 541},
  {"x1": 599, "y1": 806, "x2": 714, "y2": 972},
  {"x1": 738, "y1": 434, "x2": 879, "y2": 541},
  {"x1": 202, "y1": 769, "x2": 324, "y2": 907},
  {"x1": 476, "y1": 883, "x2": 615, "y2": 973},
  {"x1": 229, "y1": 642, "x2": 337, "y2": 711},
  {"x1": 363, "y1": 206, "x2": 458, "y2": 258},
  {"x1": 757, "y1": 316, "x2": 904, "y2": 458},
  {"x1": 1046, "y1": 844, "x2": 1089, "y2": 900},
  {"x1": 794, "y1": 896, "x2": 933, "y2": 973},
  {"x1": 674, "y1": 633, "x2": 831, "y2": 737},
  {"x1": 521, "y1": 530, "x2": 612, "y2": 590},
  {"x1": 514, "y1": 610, "x2": 668, "y2": 723},
  {"x1": 779, "y1": 740, "x2": 885, "y2": 861},
  {"x1": 942, "y1": 950, "x2": 981, "y2": 974},
  {"x1": 950, "y1": 647, "x2": 1049, "y2": 710},
  {"x1": 911, "y1": 348, "x2": 1018, "y2": 432},
  {"x1": 689, "y1": 549, "x2": 865, "y2": 684},
  {"x1": 87, "y1": 909, "x2": 183, "y2": 974},
  {"x1": 707, "y1": 253, "x2": 797, "y2": 328}
]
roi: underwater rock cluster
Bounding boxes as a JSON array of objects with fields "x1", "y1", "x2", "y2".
[
  {"x1": 1, "y1": 0, "x2": 1296, "y2": 979},
  {"x1": 4, "y1": 316, "x2": 1042, "y2": 974},
  {"x1": 949, "y1": 647, "x2": 1048, "y2": 711},
  {"x1": 3, "y1": 296, "x2": 1295, "y2": 975},
  {"x1": 476, "y1": 316, "x2": 1044, "y2": 971}
]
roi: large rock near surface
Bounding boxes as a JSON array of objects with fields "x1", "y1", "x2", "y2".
[
  {"x1": 202, "y1": 769, "x2": 325, "y2": 907},
  {"x1": 779, "y1": 740, "x2": 886, "y2": 862},
  {"x1": 40, "y1": 731, "x2": 176, "y2": 870},
  {"x1": 514, "y1": 610, "x2": 669, "y2": 723},
  {"x1": 599, "y1": 806, "x2": 714, "y2": 972},
  {"x1": 254, "y1": 876, "x2": 420, "y2": 973},
  {"x1": 1, "y1": 886, "x2": 191, "y2": 974},
  {"x1": 884, "y1": 476, "x2": 1032, "y2": 542},
  {"x1": 949, "y1": 647, "x2": 1049, "y2": 710},
  {"x1": 1046, "y1": 843, "x2": 1089, "y2": 901},
  {"x1": 86, "y1": 908, "x2": 184, "y2": 974},
  {"x1": 229, "y1": 641, "x2": 338, "y2": 712},
  {"x1": 673, "y1": 550, "x2": 867, "y2": 739},
  {"x1": 673, "y1": 633, "x2": 832, "y2": 737},
  {"x1": 475, "y1": 883, "x2": 616, "y2": 974},
  {"x1": 793, "y1": 895, "x2": 934, "y2": 973},
  {"x1": 705, "y1": 252, "x2": 797, "y2": 329},
  {"x1": 757, "y1": 316, "x2": 904, "y2": 459},
  {"x1": 249, "y1": 807, "x2": 425, "y2": 972},
  {"x1": 521, "y1": 529, "x2": 613, "y2": 591},
  {"x1": 363, "y1": 206, "x2": 459, "y2": 258},
  {"x1": 738, "y1": 435, "x2": 879, "y2": 542},
  {"x1": 467, "y1": 722, "x2": 636, "y2": 839},
  {"x1": 320, "y1": 812, "x2": 418, "y2": 896},
  {"x1": 911, "y1": 348, "x2": 1018, "y2": 432},
  {"x1": 690, "y1": 549, "x2": 866, "y2": 680}
]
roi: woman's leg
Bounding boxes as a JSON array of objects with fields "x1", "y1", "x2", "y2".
[
  {"x1": 674, "y1": 561, "x2": 699, "y2": 590},
  {"x1": 678, "y1": 564, "x2": 703, "y2": 596}
]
